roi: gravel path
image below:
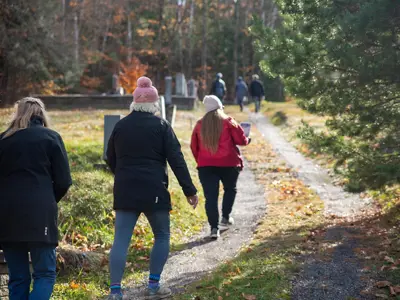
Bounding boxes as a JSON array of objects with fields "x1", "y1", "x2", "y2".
[
  {"x1": 249, "y1": 112, "x2": 370, "y2": 217},
  {"x1": 123, "y1": 161, "x2": 266, "y2": 299},
  {"x1": 249, "y1": 112, "x2": 374, "y2": 300}
]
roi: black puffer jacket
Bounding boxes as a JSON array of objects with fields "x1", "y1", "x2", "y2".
[
  {"x1": 0, "y1": 117, "x2": 72, "y2": 246},
  {"x1": 106, "y1": 111, "x2": 197, "y2": 212},
  {"x1": 249, "y1": 80, "x2": 265, "y2": 98}
]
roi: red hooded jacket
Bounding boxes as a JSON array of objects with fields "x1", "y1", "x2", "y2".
[{"x1": 190, "y1": 117, "x2": 250, "y2": 168}]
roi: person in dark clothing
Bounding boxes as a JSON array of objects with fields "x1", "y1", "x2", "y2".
[
  {"x1": 249, "y1": 74, "x2": 265, "y2": 113},
  {"x1": 0, "y1": 97, "x2": 72, "y2": 300},
  {"x1": 235, "y1": 76, "x2": 248, "y2": 112},
  {"x1": 209, "y1": 72, "x2": 227, "y2": 102},
  {"x1": 191, "y1": 95, "x2": 251, "y2": 239},
  {"x1": 106, "y1": 76, "x2": 198, "y2": 300}
]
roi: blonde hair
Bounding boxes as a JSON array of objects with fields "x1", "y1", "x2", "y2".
[
  {"x1": 3, "y1": 97, "x2": 49, "y2": 139},
  {"x1": 200, "y1": 109, "x2": 228, "y2": 153}
]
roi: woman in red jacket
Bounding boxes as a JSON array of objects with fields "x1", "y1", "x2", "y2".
[{"x1": 191, "y1": 95, "x2": 250, "y2": 239}]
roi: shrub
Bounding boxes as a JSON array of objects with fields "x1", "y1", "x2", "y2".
[{"x1": 271, "y1": 111, "x2": 287, "y2": 126}]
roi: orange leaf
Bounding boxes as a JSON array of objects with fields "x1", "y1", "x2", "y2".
[{"x1": 69, "y1": 281, "x2": 80, "y2": 289}]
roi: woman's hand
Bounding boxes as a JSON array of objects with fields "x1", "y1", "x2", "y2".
[{"x1": 187, "y1": 194, "x2": 199, "y2": 209}]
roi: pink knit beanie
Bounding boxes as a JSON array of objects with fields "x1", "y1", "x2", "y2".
[{"x1": 133, "y1": 76, "x2": 159, "y2": 103}]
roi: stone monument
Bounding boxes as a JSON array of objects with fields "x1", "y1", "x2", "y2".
[
  {"x1": 165, "y1": 76, "x2": 172, "y2": 105},
  {"x1": 187, "y1": 79, "x2": 198, "y2": 99},
  {"x1": 103, "y1": 115, "x2": 123, "y2": 160},
  {"x1": 175, "y1": 73, "x2": 188, "y2": 96}
]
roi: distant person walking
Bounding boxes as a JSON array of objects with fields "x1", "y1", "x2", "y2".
[
  {"x1": 209, "y1": 72, "x2": 227, "y2": 103},
  {"x1": 249, "y1": 74, "x2": 265, "y2": 113},
  {"x1": 0, "y1": 97, "x2": 72, "y2": 300},
  {"x1": 191, "y1": 95, "x2": 251, "y2": 239},
  {"x1": 235, "y1": 76, "x2": 248, "y2": 112},
  {"x1": 106, "y1": 77, "x2": 198, "y2": 300}
]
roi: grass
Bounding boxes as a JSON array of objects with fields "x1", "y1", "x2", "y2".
[
  {"x1": 0, "y1": 108, "x2": 207, "y2": 299},
  {"x1": 175, "y1": 107, "x2": 325, "y2": 300}
]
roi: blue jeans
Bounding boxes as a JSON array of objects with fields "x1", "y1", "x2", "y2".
[
  {"x1": 2, "y1": 244, "x2": 56, "y2": 300},
  {"x1": 236, "y1": 96, "x2": 245, "y2": 111},
  {"x1": 109, "y1": 210, "x2": 170, "y2": 284}
]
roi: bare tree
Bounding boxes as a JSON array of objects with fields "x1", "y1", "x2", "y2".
[
  {"x1": 187, "y1": 0, "x2": 195, "y2": 78},
  {"x1": 201, "y1": 0, "x2": 208, "y2": 96},
  {"x1": 233, "y1": 0, "x2": 239, "y2": 96}
]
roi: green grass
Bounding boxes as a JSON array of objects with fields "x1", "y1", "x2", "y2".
[{"x1": 0, "y1": 108, "x2": 206, "y2": 299}]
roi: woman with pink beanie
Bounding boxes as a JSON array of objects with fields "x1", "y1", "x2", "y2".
[{"x1": 106, "y1": 77, "x2": 199, "y2": 299}]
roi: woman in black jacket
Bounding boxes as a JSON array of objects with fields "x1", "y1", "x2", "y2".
[
  {"x1": 106, "y1": 77, "x2": 198, "y2": 300},
  {"x1": 0, "y1": 97, "x2": 72, "y2": 300}
]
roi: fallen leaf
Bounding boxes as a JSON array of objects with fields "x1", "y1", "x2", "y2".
[
  {"x1": 375, "y1": 294, "x2": 389, "y2": 299},
  {"x1": 392, "y1": 286, "x2": 400, "y2": 295},
  {"x1": 69, "y1": 281, "x2": 80, "y2": 289},
  {"x1": 137, "y1": 256, "x2": 149, "y2": 261},
  {"x1": 384, "y1": 256, "x2": 395, "y2": 264},
  {"x1": 376, "y1": 281, "x2": 391, "y2": 288},
  {"x1": 218, "y1": 296, "x2": 223, "y2": 300},
  {"x1": 242, "y1": 293, "x2": 256, "y2": 300},
  {"x1": 205, "y1": 286, "x2": 219, "y2": 291}
]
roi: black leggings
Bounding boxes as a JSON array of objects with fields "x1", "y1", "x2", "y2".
[{"x1": 198, "y1": 167, "x2": 241, "y2": 229}]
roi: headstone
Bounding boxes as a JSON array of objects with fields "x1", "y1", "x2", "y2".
[
  {"x1": 165, "y1": 76, "x2": 172, "y2": 105},
  {"x1": 159, "y1": 96, "x2": 166, "y2": 120},
  {"x1": 175, "y1": 73, "x2": 187, "y2": 96},
  {"x1": 187, "y1": 79, "x2": 197, "y2": 98},
  {"x1": 103, "y1": 115, "x2": 123, "y2": 160}
]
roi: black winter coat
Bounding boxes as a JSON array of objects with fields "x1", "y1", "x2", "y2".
[
  {"x1": 249, "y1": 80, "x2": 265, "y2": 98},
  {"x1": 0, "y1": 117, "x2": 72, "y2": 246},
  {"x1": 106, "y1": 111, "x2": 197, "y2": 212}
]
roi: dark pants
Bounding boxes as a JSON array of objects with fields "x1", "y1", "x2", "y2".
[
  {"x1": 237, "y1": 96, "x2": 244, "y2": 112},
  {"x1": 198, "y1": 167, "x2": 241, "y2": 229},
  {"x1": 2, "y1": 243, "x2": 56, "y2": 300},
  {"x1": 253, "y1": 96, "x2": 261, "y2": 113}
]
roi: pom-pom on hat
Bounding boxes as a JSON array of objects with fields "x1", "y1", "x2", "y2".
[
  {"x1": 203, "y1": 95, "x2": 223, "y2": 113},
  {"x1": 133, "y1": 76, "x2": 159, "y2": 103}
]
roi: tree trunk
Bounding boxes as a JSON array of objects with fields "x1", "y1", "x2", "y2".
[
  {"x1": 261, "y1": 0, "x2": 265, "y2": 26},
  {"x1": 126, "y1": 11, "x2": 132, "y2": 62},
  {"x1": 187, "y1": 0, "x2": 195, "y2": 79},
  {"x1": 74, "y1": 12, "x2": 79, "y2": 66},
  {"x1": 201, "y1": 0, "x2": 208, "y2": 98},
  {"x1": 242, "y1": 0, "x2": 249, "y2": 78},
  {"x1": 177, "y1": 2, "x2": 184, "y2": 73},
  {"x1": 155, "y1": 0, "x2": 165, "y2": 86},
  {"x1": 233, "y1": 0, "x2": 239, "y2": 99},
  {"x1": 61, "y1": 0, "x2": 66, "y2": 43}
]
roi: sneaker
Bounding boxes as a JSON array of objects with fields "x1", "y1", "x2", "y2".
[
  {"x1": 220, "y1": 217, "x2": 234, "y2": 227},
  {"x1": 107, "y1": 294, "x2": 123, "y2": 300},
  {"x1": 209, "y1": 228, "x2": 220, "y2": 239},
  {"x1": 144, "y1": 286, "x2": 172, "y2": 299}
]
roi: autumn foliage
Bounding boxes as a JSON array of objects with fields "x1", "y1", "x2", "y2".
[{"x1": 119, "y1": 57, "x2": 148, "y2": 94}]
